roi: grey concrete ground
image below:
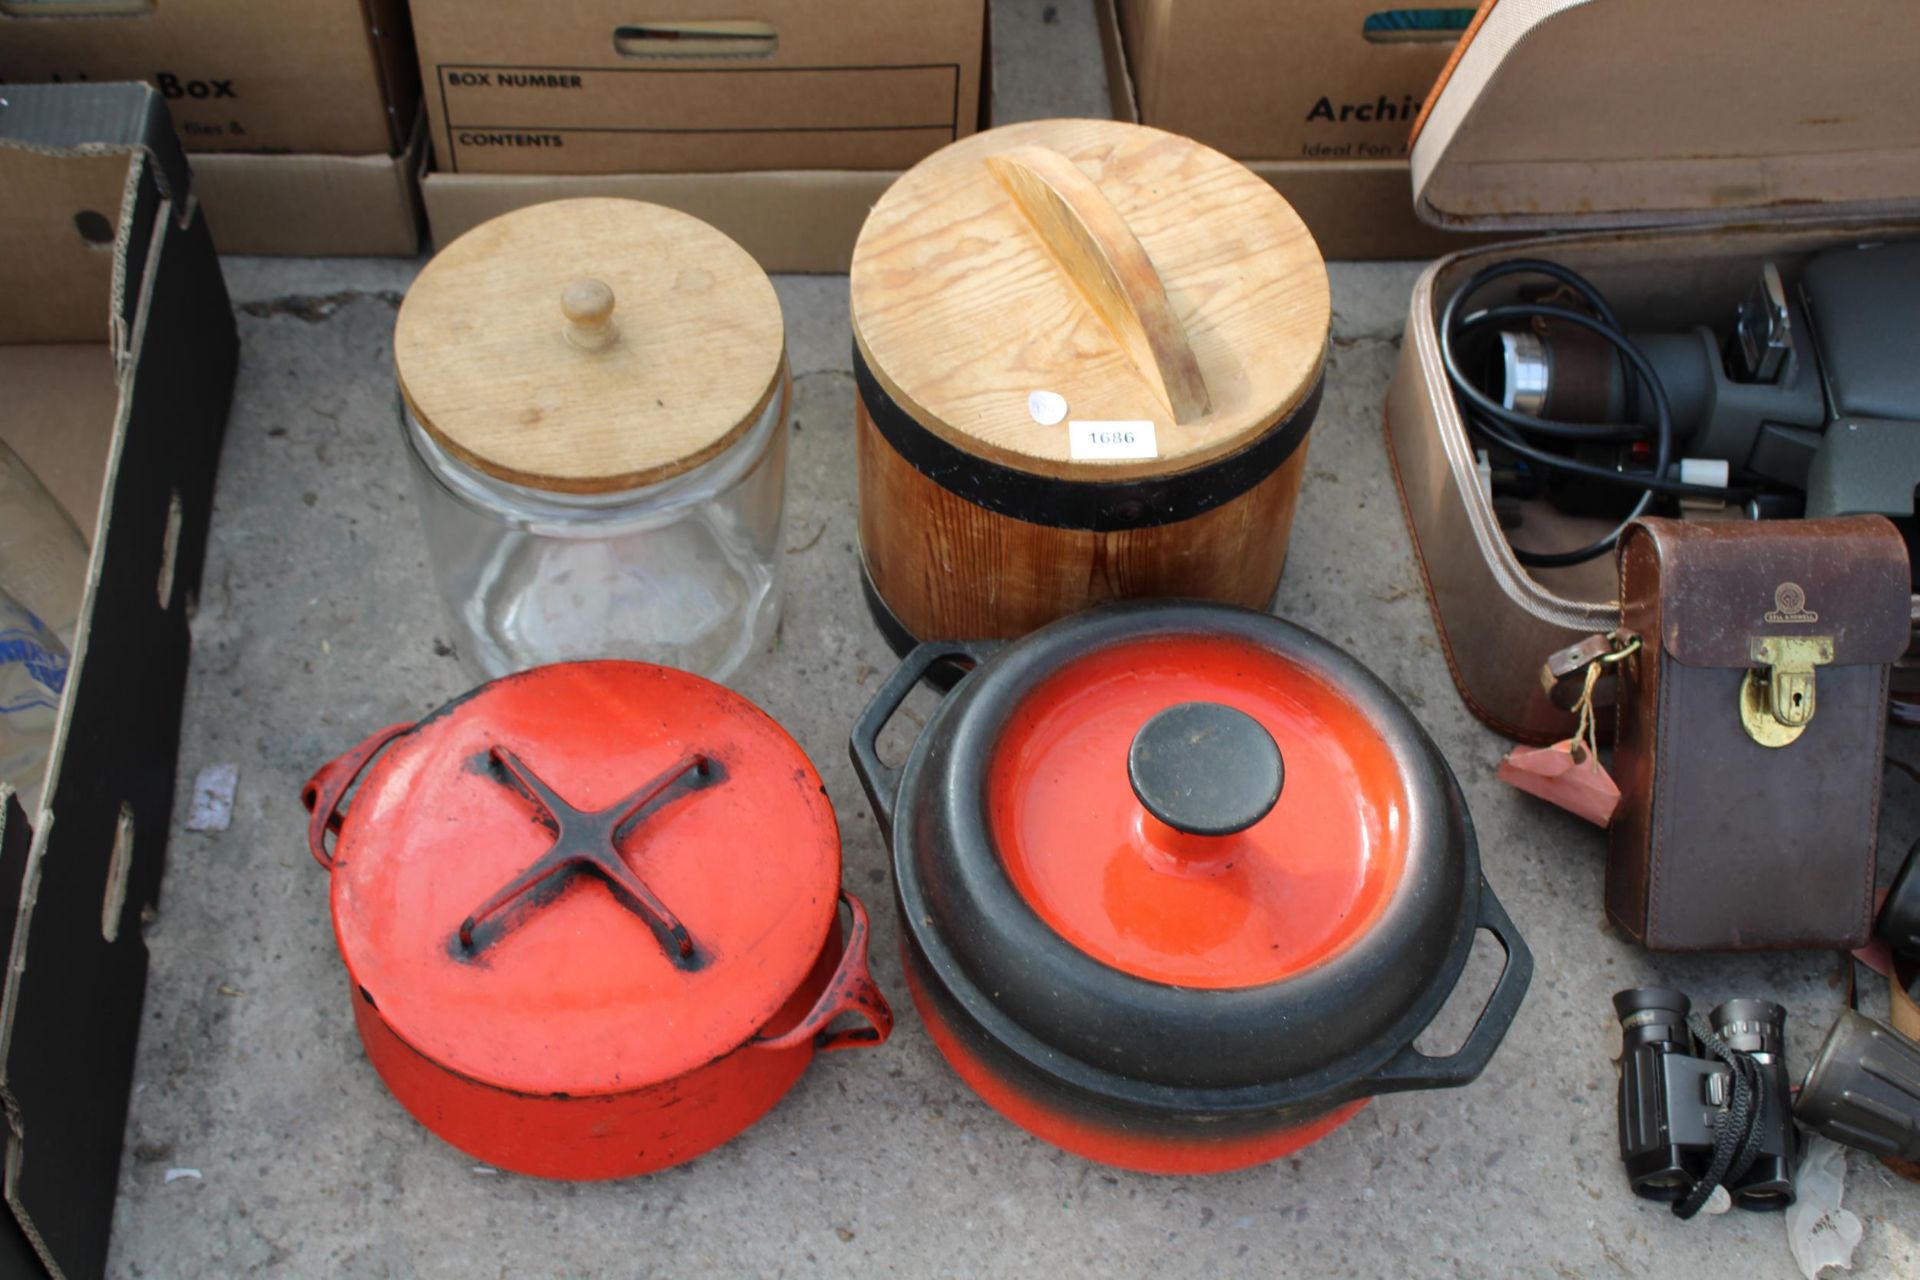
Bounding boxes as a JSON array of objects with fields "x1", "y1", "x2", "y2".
[{"x1": 106, "y1": 4, "x2": 1918, "y2": 1277}]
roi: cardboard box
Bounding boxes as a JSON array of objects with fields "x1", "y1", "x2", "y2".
[
  {"x1": 1098, "y1": 0, "x2": 1476, "y2": 260},
  {"x1": 421, "y1": 0, "x2": 1445, "y2": 273},
  {"x1": 0, "y1": 1, "x2": 427, "y2": 255},
  {"x1": 1116, "y1": 0, "x2": 1471, "y2": 161},
  {"x1": 410, "y1": 0, "x2": 986, "y2": 175},
  {"x1": 193, "y1": 111, "x2": 426, "y2": 256},
  {"x1": 422, "y1": 166, "x2": 893, "y2": 273},
  {"x1": 0, "y1": 0, "x2": 418, "y2": 157},
  {"x1": 0, "y1": 83, "x2": 237, "y2": 1279}
]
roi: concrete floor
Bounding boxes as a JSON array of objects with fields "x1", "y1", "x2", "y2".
[{"x1": 107, "y1": 3, "x2": 1918, "y2": 1277}]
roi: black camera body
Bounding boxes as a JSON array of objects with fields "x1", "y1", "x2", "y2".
[
  {"x1": 1495, "y1": 242, "x2": 1920, "y2": 520},
  {"x1": 1614, "y1": 989, "x2": 1797, "y2": 1211}
]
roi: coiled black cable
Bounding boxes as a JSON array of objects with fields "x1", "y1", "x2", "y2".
[{"x1": 1439, "y1": 259, "x2": 1747, "y2": 567}]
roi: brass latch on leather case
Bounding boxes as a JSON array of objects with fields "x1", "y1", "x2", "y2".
[{"x1": 1740, "y1": 635, "x2": 1834, "y2": 747}]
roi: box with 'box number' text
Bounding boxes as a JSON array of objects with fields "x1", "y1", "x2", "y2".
[{"x1": 411, "y1": 0, "x2": 987, "y2": 175}]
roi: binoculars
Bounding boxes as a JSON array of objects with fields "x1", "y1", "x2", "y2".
[
  {"x1": 1614, "y1": 840, "x2": 1920, "y2": 1211},
  {"x1": 1613, "y1": 989, "x2": 1797, "y2": 1210}
]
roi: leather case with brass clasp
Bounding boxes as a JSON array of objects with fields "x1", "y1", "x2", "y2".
[{"x1": 1608, "y1": 516, "x2": 1910, "y2": 951}]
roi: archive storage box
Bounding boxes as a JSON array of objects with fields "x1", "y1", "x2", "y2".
[
  {"x1": 409, "y1": 0, "x2": 985, "y2": 175},
  {"x1": 413, "y1": 0, "x2": 987, "y2": 270},
  {"x1": 0, "y1": 0, "x2": 424, "y2": 254},
  {"x1": 1102, "y1": 0, "x2": 1477, "y2": 259}
]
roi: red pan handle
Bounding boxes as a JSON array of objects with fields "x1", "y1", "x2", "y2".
[
  {"x1": 753, "y1": 889, "x2": 894, "y2": 1053},
  {"x1": 299, "y1": 722, "x2": 414, "y2": 871}
]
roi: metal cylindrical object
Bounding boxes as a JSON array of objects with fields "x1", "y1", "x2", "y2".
[
  {"x1": 1498, "y1": 329, "x2": 1549, "y2": 416},
  {"x1": 1795, "y1": 1010, "x2": 1920, "y2": 1163},
  {"x1": 1710, "y1": 998, "x2": 1786, "y2": 1058}
]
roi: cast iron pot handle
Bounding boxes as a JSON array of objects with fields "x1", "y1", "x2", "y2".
[
  {"x1": 752, "y1": 889, "x2": 894, "y2": 1054},
  {"x1": 1363, "y1": 875, "x2": 1533, "y2": 1094},
  {"x1": 848, "y1": 640, "x2": 996, "y2": 834},
  {"x1": 299, "y1": 722, "x2": 414, "y2": 871}
]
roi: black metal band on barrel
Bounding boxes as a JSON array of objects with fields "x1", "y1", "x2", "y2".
[{"x1": 854, "y1": 345, "x2": 1323, "y2": 532}]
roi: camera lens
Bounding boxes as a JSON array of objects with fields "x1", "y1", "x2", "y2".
[
  {"x1": 1498, "y1": 330, "x2": 1551, "y2": 416},
  {"x1": 1710, "y1": 998, "x2": 1786, "y2": 1059},
  {"x1": 1614, "y1": 987, "x2": 1691, "y2": 1049}
]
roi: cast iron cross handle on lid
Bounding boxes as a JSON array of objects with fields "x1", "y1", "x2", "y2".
[
  {"x1": 1127, "y1": 702, "x2": 1283, "y2": 840},
  {"x1": 455, "y1": 745, "x2": 720, "y2": 968}
]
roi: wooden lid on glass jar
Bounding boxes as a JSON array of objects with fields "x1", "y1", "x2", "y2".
[
  {"x1": 395, "y1": 198, "x2": 785, "y2": 494},
  {"x1": 850, "y1": 119, "x2": 1330, "y2": 483}
]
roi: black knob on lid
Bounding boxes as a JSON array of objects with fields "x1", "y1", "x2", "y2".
[{"x1": 1127, "y1": 702, "x2": 1283, "y2": 838}]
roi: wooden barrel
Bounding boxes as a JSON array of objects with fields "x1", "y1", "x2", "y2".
[{"x1": 849, "y1": 118, "x2": 1330, "y2": 648}]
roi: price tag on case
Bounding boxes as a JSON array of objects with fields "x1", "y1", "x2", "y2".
[{"x1": 1068, "y1": 420, "x2": 1158, "y2": 461}]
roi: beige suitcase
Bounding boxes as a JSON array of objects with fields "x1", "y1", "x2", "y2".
[{"x1": 1384, "y1": 0, "x2": 1920, "y2": 743}]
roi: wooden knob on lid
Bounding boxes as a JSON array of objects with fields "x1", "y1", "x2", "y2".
[{"x1": 561, "y1": 277, "x2": 618, "y2": 351}]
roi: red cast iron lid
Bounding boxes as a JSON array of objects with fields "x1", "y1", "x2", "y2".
[
  {"x1": 989, "y1": 638, "x2": 1410, "y2": 990},
  {"x1": 326, "y1": 662, "x2": 840, "y2": 1096},
  {"x1": 894, "y1": 603, "x2": 1478, "y2": 1094}
]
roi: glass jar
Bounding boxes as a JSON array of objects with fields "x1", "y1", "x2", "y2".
[
  {"x1": 393, "y1": 198, "x2": 790, "y2": 683},
  {"x1": 402, "y1": 378, "x2": 787, "y2": 681}
]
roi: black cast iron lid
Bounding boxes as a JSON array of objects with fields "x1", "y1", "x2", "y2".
[{"x1": 888, "y1": 603, "x2": 1487, "y2": 1095}]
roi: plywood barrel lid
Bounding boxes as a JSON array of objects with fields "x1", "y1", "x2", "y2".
[
  {"x1": 395, "y1": 198, "x2": 785, "y2": 494},
  {"x1": 850, "y1": 119, "x2": 1330, "y2": 484}
]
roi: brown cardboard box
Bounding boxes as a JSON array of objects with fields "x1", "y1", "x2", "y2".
[
  {"x1": 0, "y1": 83, "x2": 237, "y2": 1280},
  {"x1": 410, "y1": 0, "x2": 985, "y2": 175},
  {"x1": 0, "y1": 0, "x2": 418, "y2": 157},
  {"x1": 1097, "y1": 0, "x2": 1474, "y2": 260},
  {"x1": 1117, "y1": 0, "x2": 1470, "y2": 161},
  {"x1": 421, "y1": 166, "x2": 893, "y2": 273},
  {"x1": 194, "y1": 112, "x2": 426, "y2": 256}
]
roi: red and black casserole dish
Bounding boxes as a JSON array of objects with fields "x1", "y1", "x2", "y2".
[
  {"x1": 302, "y1": 660, "x2": 891, "y2": 1180},
  {"x1": 850, "y1": 601, "x2": 1530, "y2": 1174}
]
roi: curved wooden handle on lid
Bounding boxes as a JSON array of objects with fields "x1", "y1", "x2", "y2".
[{"x1": 984, "y1": 145, "x2": 1211, "y2": 425}]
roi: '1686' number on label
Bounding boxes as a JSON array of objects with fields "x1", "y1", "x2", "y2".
[{"x1": 1068, "y1": 421, "x2": 1159, "y2": 461}]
